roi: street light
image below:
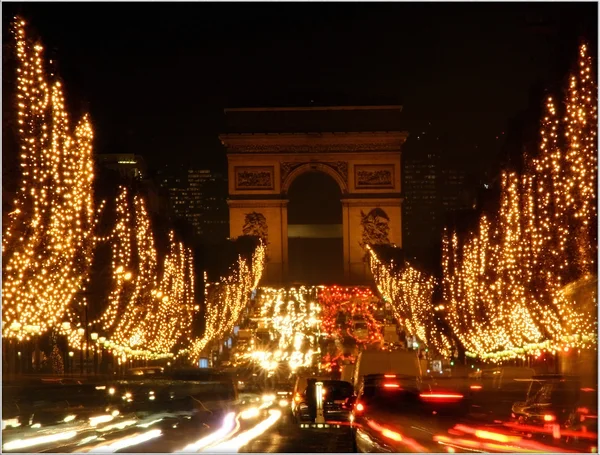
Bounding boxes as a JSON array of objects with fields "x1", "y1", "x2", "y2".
[
  {"x1": 68, "y1": 351, "x2": 74, "y2": 375},
  {"x1": 91, "y1": 333, "x2": 99, "y2": 375},
  {"x1": 77, "y1": 327, "x2": 85, "y2": 375},
  {"x1": 10, "y1": 321, "x2": 22, "y2": 332},
  {"x1": 97, "y1": 337, "x2": 107, "y2": 374}
]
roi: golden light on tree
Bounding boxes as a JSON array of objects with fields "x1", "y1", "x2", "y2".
[
  {"x1": 146, "y1": 232, "x2": 196, "y2": 354},
  {"x1": 92, "y1": 187, "x2": 197, "y2": 358},
  {"x1": 190, "y1": 243, "x2": 266, "y2": 363},
  {"x1": 369, "y1": 246, "x2": 452, "y2": 357},
  {"x1": 2, "y1": 18, "x2": 96, "y2": 339},
  {"x1": 441, "y1": 43, "x2": 597, "y2": 360},
  {"x1": 371, "y1": 44, "x2": 596, "y2": 362}
]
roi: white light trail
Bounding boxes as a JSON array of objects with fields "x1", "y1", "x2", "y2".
[
  {"x1": 3, "y1": 430, "x2": 78, "y2": 451},
  {"x1": 87, "y1": 429, "x2": 161, "y2": 453},
  {"x1": 204, "y1": 410, "x2": 282, "y2": 453},
  {"x1": 179, "y1": 412, "x2": 237, "y2": 452}
]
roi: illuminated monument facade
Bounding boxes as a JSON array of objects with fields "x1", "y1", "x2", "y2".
[{"x1": 221, "y1": 106, "x2": 408, "y2": 285}]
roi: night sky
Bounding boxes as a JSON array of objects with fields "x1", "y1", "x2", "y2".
[{"x1": 2, "y1": 3, "x2": 597, "y2": 174}]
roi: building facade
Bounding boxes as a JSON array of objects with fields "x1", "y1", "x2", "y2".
[
  {"x1": 157, "y1": 166, "x2": 229, "y2": 243},
  {"x1": 96, "y1": 154, "x2": 146, "y2": 180},
  {"x1": 402, "y1": 137, "x2": 474, "y2": 271}
]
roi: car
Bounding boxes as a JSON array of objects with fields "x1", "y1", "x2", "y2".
[
  {"x1": 352, "y1": 320, "x2": 369, "y2": 341},
  {"x1": 511, "y1": 375, "x2": 584, "y2": 426},
  {"x1": 352, "y1": 373, "x2": 469, "y2": 453},
  {"x1": 128, "y1": 366, "x2": 165, "y2": 377},
  {"x1": 291, "y1": 374, "x2": 329, "y2": 417},
  {"x1": 294, "y1": 379, "x2": 354, "y2": 423}
]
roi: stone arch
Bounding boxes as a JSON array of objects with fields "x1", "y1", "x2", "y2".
[{"x1": 281, "y1": 162, "x2": 349, "y2": 195}]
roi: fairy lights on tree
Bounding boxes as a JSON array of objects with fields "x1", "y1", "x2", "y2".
[
  {"x1": 441, "y1": 43, "x2": 597, "y2": 360},
  {"x1": 190, "y1": 243, "x2": 266, "y2": 363},
  {"x1": 2, "y1": 18, "x2": 96, "y2": 339},
  {"x1": 369, "y1": 246, "x2": 452, "y2": 357},
  {"x1": 368, "y1": 44, "x2": 596, "y2": 362},
  {"x1": 92, "y1": 187, "x2": 197, "y2": 358}
]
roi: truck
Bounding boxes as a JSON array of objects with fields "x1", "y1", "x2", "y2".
[
  {"x1": 237, "y1": 329, "x2": 254, "y2": 340},
  {"x1": 383, "y1": 324, "x2": 400, "y2": 345},
  {"x1": 352, "y1": 349, "x2": 423, "y2": 390},
  {"x1": 341, "y1": 363, "x2": 354, "y2": 383}
]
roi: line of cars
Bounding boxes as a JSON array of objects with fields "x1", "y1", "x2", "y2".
[{"x1": 287, "y1": 348, "x2": 598, "y2": 453}]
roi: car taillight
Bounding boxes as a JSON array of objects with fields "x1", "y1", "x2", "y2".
[
  {"x1": 470, "y1": 385, "x2": 483, "y2": 390},
  {"x1": 383, "y1": 383, "x2": 401, "y2": 389},
  {"x1": 420, "y1": 392, "x2": 463, "y2": 402},
  {"x1": 355, "y1": 402, "x2": 365, "y2": 412},
  {"x1": 384, "y1": 374, "x2": 396, "y2": 378},
  {"x1": 543, "y1": 414, "x2": 556, "y2": 422}
]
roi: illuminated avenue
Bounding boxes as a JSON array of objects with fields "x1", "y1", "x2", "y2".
[{"x1": 2, "y1": 8, "x2": 598, "y2": 455}]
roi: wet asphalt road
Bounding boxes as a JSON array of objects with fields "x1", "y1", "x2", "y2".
[{"x1": 239, "y1": 409, "x2": 355, "y2": 453}]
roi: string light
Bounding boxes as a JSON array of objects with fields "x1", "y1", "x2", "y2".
[
  {"x1": 368, "y1": 44, "x2": 596, "y2": 362},
  {"x1": 190, "y1": 243, "x2": 266, "y2": 363},
  {"x1": 368, "y1": 247, "x2": 452, "y2": 357},
  {"x1": 3, "y1": 18, "x2": 96, "y2": 339},
  {"x1": 441, "y1": 43, "x2": 597, "y2": 360},
  {"x1": 91, "y1": 188, "x2": 197, "y2": 358}
]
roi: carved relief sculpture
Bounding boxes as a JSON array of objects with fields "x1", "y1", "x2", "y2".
[
  {"x1": 235, "y1": 166, "x2": 274, "y2": 190},
  {"x1": 355, "y1": 164, "x2": 394, "y2": 188},
  {"x1": 242, "y1": 211, "x2": 269, "y2": 246},
  {"x1": 280, "y1": 161, "x2": 348, "y2": 186},
  {"x1": 359, "y1": 208, "x2": 391, "y2": 255},
  {"x1": 280, "y1": 162, "x2": 304, "y2": 183},
  {"x1": 329, "y1": 161, "x2": 348, "y2": 182}
]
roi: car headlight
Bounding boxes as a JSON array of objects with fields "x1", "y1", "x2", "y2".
[{"x1": 262, "y1": 394, "x2": 276, "y2": 402}]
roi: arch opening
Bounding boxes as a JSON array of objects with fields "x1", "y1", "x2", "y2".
[{"x1": 287, "y1": 170, "x2": 344, "y2": 284}]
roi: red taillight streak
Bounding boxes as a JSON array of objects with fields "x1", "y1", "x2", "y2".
[
  {"x1": 581, "y1": 388, "x2": 596, "y2": 392},
  {"x1": 577, "y1": 407, "x2": 590, "y2": 414},
  {"x1": 420, "y1": 393, "x2": 463, "y2": 400},
  {"x1": 453, "y1": 424, "x2": 521, "y2": 444},
  {"x1": 383, "y1": 383, "x2": 401, "y2": 388},
  {"x1": 382, "y1": 428, "x2": 403, "y2": 441},
  {"x1": 470, "y1": 385, "x2": 483, "y2": 390},
  {"x1": 384, "y1": 374, "x2": 396, "y2": 378},
  {"x1": 503, "y1": 421, "x2": 598, "y2": 440},
  {"x1": 436, "y1": 433, "x2": 576, "y2": 453},
  {"x1": 543, "y1": 414, "x2": 556, "y2": 422},
  {"x1": 368, "y1": 420, "x2": 427, "y2": 452}
]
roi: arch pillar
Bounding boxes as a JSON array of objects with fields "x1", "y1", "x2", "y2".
[{"x1": 228, "y1": 198, "x2": 289, "y2": 285}]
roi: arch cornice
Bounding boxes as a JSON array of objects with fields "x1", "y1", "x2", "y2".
[{"x1": 281, "y1": 162, "x2": 349, "y2": 195}]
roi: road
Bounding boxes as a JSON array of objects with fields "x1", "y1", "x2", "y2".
[
  {"x1": 2, "y1": 378, "x2": 598, "y2": 453},
  {"x1": 2, "y1": 287, "x2": 597, "y2": 453}
]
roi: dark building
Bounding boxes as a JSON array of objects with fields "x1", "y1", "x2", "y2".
[
  {"x1": 189, "y1": 169, "x2": 229, "y2": 244},
  {"x1": 402, "y1": 133, "x2": 478, "y2": 272},
  {"x1": 156, "y1": 166, "x2": 229, "y2": 244},
  {"x1": 96, "y1": 154, "x2": 146, "y2": 180}
]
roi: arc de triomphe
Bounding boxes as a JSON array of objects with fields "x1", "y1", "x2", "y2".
[{"x1": 220, "y1": 106, "x2": 408, "y2": 285}]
